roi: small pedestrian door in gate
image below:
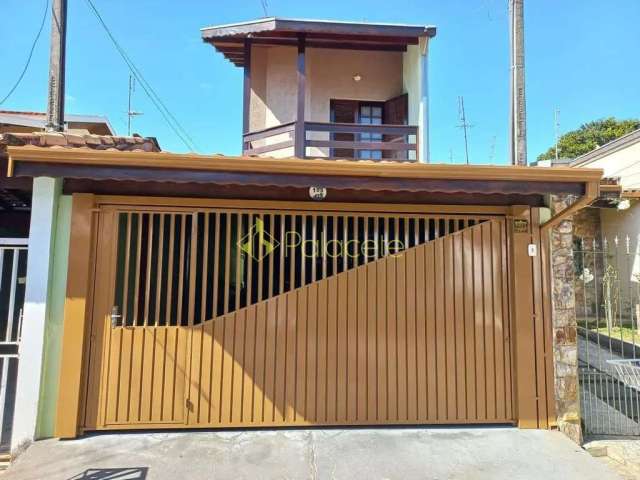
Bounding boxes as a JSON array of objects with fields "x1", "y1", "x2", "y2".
[{"x1": 83, "y1": 205, "x2": 514, "y2": 430}]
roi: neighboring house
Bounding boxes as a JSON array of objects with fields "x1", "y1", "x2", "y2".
[
  {"x1": 0, "y1": 110, "x2": 115, "y2": 136},
  {"x1": 549, "y1": 129, "x2": 640, "y2": 438},
  {"x1": 0, "y1": 116, "x2": 65, "y2": 454},
  {"x1": 571, "y1": 128, "x2": 640, "y2": 246},
  {"x1": 0, "y1": 17, "x2": 603, "y2": 459},
  {"x1": 0, "y1": 131, "x2": 158, "y2": 456}
]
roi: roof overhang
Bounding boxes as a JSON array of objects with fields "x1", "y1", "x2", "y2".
[
  {"x1": 5, "y1": 146, "x2": 602, "y2": 208},
  {"x1": 0, "y1": 111, "x2": 115, "y2": 135},
  {"x1": 201, "y1": 18, "x2": 437, "y2": 67},
  {"x1": 572, "y1": 128, "x2": 640, "y2": 167}
]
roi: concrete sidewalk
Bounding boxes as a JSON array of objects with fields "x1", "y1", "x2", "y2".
[{"x1": 4, "y1": 427, "x2": 622, "y2": 480}]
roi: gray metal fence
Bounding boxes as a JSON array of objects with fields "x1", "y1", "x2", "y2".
[
  {"x1": 0, "y1": 239, "x2": 27, "y2": 453},
  {"x1": 576, "y1": 235, "x2": 640, "y2": 436}
]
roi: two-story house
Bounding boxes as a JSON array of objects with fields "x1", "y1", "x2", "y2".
[{"x1": 0, "y1": 17, "x2": 603, "y2": 457}]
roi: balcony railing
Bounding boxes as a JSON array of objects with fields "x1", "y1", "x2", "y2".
[
  {"x1": 242, "y1": 121, "x2": 296, "y2": 157},
  {"x1": 305, "y1": 122, "x2": 418, "y2": 161},
  {"x1": 242, "y1": 121, "x2": 418, "y2": 161}
]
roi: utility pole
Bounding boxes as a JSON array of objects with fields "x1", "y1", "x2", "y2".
[
  {"x1": 127, "y1": 75, "x2": 143, "y2": 136},
  {"x1": 457, "y1": 96, "x2": 472, "y2": 165},
  {"x1": 46, "y1": 0, "x2": 68, "y2": 132},
  {"x1": 509, "y1": 0, "x2": 527, "y2": 165},
  {"x1": 554, "y1": 107, "x2": 561, "y2": 163}
]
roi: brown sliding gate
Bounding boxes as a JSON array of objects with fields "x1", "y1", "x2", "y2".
[{"x1": 83, "y1": 205, "x2": 515, "y2": 430}]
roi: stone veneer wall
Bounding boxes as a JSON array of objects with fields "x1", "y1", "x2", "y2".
[{"x1": 550, "y1": 196, "x2": 582, "y2": 444}]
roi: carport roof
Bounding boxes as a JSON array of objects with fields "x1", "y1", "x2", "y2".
[{"x1": 5, "y1": 145, "x2": 602, "y2": 208}]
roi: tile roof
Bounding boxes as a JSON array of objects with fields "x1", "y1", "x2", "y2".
[
  {"x1": 0, "y1": 131, "x2": 161, "y2": 153},
  {"x1": 0, "y1": 110, "x2": 116, "y2": 135}
]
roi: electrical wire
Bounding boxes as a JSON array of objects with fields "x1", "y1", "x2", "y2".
[
  {"x1": 0, "y1": 0, "x2": 50, "y2": 105},
  {"x1": 84, "y1": 0, "x2": 198, "y2": 152}
]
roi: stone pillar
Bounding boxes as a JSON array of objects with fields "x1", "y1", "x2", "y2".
[
  {"x1": 11, "y1": 177, "x2": 61, "y2": 455},
  {"x1": 550, "y1": 195, "x2": 582, "y2": 444}
]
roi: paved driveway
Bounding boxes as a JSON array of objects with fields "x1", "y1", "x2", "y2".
[{"x1": 4, "y1": 427, "x2": 621, "y2": 480}]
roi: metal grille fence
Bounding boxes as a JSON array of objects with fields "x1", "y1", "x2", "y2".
[
  {"x1": 576, "y1": 235, "x2": 640, "y2": 436},
  {"x1": 0, "y1": 239, "x2": 27, "y2": 453},
  {"x1": 110, "y1": 209, "x2": 491, "y2": 328}
]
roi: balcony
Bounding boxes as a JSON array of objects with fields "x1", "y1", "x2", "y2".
[{"x1": 242, "y1": 121, "x2": 419, "y2": 162}]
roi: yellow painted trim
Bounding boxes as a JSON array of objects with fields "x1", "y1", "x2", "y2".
[
  {"x1": 7, "y1": 145, "x2": 603, "y2": 183},
  {"x1": 55, "y1": 194, "x2": 96, "y2": 438}
]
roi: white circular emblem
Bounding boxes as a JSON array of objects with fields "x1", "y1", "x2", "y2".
[{"x1": 309, "y1": 186, "x2": 327, "y2": 200}]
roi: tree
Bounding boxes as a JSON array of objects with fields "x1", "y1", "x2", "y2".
[{"x1": 537, "y1": 117, "x2": 640, "y2": 161}]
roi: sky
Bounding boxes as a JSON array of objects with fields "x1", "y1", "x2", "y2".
[{"x1": 1, "y1": 0, "x2": 639, "y2": 164}]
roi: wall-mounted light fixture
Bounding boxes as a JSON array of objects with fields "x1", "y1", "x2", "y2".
[
  {"x1": 353, "y1": 73, "x2": 362, "y2": 82},
  {"x1": 617, "y1": 199, "x2": 631, "y2": 210}
]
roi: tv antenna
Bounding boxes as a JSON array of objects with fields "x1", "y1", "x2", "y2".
[
  {"x1": 127, "y1": 74, "x2": 143, "y2": 136},
  {"x1": 457, "y1": 96, "x2": 473, "y2": 164}
]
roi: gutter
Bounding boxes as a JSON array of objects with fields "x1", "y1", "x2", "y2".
[
  {"x1": 6, "y1": 146, "x2": 604, "y2": 183},
  {"x1": 540, "y1": 180, "x2": 600, "y2": 232}
]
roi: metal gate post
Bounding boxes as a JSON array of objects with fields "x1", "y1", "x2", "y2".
[
  {"x1": 509, "y1": 205, "x2": 540, "y2": 428},
  {"x1": 55, "y1": 194, "x2": 95, "y2": 439}
]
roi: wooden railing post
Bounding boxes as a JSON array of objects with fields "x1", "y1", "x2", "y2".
[
  {"x1": 294, "y1": 34, "x2": 306, "y2": 159},
  {"x1": 242, "y1": 39, "x2": 251, "y2": 153}
]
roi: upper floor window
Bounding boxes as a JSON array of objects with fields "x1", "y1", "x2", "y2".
[
  {"x1": 358, "y1": 104, "x2": 383, "y2": 160},
  {"x1": 330, "y1": 100, "x2": 384, "y2": 160}
]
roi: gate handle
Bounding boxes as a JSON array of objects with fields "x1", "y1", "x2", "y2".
[{"x1": 110, "y1": 306, "x2": 122, "y2": 328}]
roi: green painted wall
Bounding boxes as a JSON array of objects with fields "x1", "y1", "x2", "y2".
[{"x1": 35, "y1": 194, "x2": 72, "y2": 438}]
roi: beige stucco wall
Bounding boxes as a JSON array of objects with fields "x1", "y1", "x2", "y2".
[
  {"x1": 600, "y1": 202, "x2": 640, "y2": 316},
  {"x1": 577, "y1": 141, "x2": 640, "y2": 189},
  {"x1": 601, "y1": 201, "x2": 640, "y2": 245},
  {"x1": 248, "y1": 45, "x2": 406, "y2": 157}
]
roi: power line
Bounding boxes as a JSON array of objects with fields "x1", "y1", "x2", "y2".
[
  {"x1": 0, "y1": 0, "x2": 49, "y2": 105},
  {"x1": 83, "y1": 0, "x2": 198, "y2": 152},
  {"x1": 260, "y1": 0, "x2": 269, "y2": 17},
  {"x1": 84, "y1": 0, "x2": 196, "y2": 150}
]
